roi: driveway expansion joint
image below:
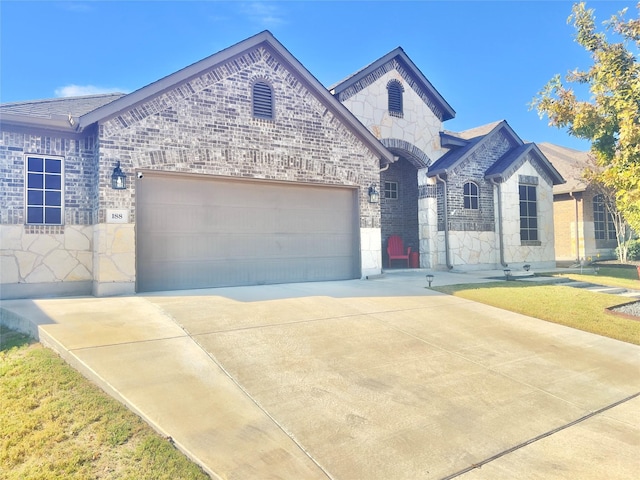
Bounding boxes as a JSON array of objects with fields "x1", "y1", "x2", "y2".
[{"x1": 440, "y1": 391, "x2": 640, "y2": 479}]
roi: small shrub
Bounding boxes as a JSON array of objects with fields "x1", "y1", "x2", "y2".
[
  {"x1": 627, "y1": 239, "x2": 640, "y2": 261},
  {"x1": 615, "y1": 238, "x2": 640, "y2": 262}
]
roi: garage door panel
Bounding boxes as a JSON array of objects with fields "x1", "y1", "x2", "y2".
[
  {"x1": 138, "y1": 232, "x2": 356, "y2": 263},
  {"x1": 139, "y1": 255, "x2": 356, "y2": 291},
  {"x1": 137, "y1": 174, "x2": 360, "y2": 292}
]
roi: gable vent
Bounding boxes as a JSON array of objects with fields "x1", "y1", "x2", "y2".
[
  {"x1": 253, "y1": 81, "x2": 274, "y2": 119},
  {"x1": 387, "y1": 80, "x2": 404, "y2": 118}
]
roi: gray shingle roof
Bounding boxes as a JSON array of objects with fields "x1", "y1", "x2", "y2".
[
  {"x1": 0, "y1": 93, "x2": 125, "y2": 119},
  {"x1": 428, "y1": 136, "x2": 484, "y2": 174},
  {"x1": 430, "y1": 121, "x2": 564, "y2": 186},
  {"x1": 443, "y1": 120, "x2": 503, "y2": 140},
  {"x1": 537, "y1": 142, "x2": 591, "y2": 194}
]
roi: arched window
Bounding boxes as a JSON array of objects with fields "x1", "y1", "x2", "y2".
[
  {"x1": 252, "y1": 81, "x2": 273, "y2": 119},
  {"x1": 387, "y1": 80, "x2": 404, "y2": 117},
  {"x1": 593, "y1": 194, "x2": 616, "y2": 240},
  {"x1": 463, "y1": 182, "x2": 479, "y2": 209}
]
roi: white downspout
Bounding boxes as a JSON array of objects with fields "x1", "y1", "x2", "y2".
[
  {"x1": 435, "y1": 174, "x2": 453, "y2": 270},
  {"x1": 490, "y1": 178, "x2": 508, "y2": 268}
]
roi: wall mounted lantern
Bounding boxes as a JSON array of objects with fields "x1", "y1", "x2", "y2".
[
  {"x1": 503, "y1": 268, "x2": 512, "y2": 280},
  {"x1": 523, "y1": 264, "x2": 531, "y2": 272},
  {"x1": 111, "y1": 161, "x2": 127, "y2": 190},
  {"x1": 368, "y1": 184, "x2": 380, "y2": 203},
  {"x1": 426, "y1": 274, "x2": 434, "y2": 288}
]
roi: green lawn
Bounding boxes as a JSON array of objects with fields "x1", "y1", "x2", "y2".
[
  {"x1": 547, "y1": 265, "x2": 640, "y2": 290},
  {"x1": 0, "y1": 326, "x2": 210, "y2": 480},
  {"x1": 433, "y1": 281, "x2": 640, "y2": 345}
]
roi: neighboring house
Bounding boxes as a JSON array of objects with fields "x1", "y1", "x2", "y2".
[
  {"x1": 331, "y1": 49, "x2": 565, "y2": 271},
  {"x1": 538, "y1": 143, "x2": 618, "y2": 262},
  {"x1": 0, "y1": 31, "x2": 564, "y2": 299}
]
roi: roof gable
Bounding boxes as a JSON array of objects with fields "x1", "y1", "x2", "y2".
[
  {"x1": 429, "y1": 120, "x2": 522, "y2": 177},
  {"x1": 84, "y1": 30, "x2": 394, "y2": 164},
  {"x1": 1, "y1": 31, "x2": 394, "y2": 164},
  {"x1": 428, "y1": 120, "x2": 565, "y2": 186},
  {"x1": 329, "y1": 48, "x2": 455, "y2": 122},
  {"x1": 484, "y1": 143, "x2": 565, "y2": 186}
]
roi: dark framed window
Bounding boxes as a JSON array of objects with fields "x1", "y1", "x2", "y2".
[
  {"x1": 252, "y1": 81, "x2": 274, "y2": 119},
  {"x1": 519, "y1": 184, "x2": 537, "y2": 242},
  {"x1": 463, "y1": 182, "x2": 479, "y2": 209},
  {"x1": 593, "y1": 194, "x2": 616, "y2": 241},
  {"x1": 384, "y1": 181, "x2": 398, "y2": 200},
  {"x1": 26, "y1": 155, "x2": 63, "y2": 225},
  {"x1": 387, "y1": 80, "x2": 404, "y2": 117}
]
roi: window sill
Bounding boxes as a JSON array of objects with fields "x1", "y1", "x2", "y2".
[
  {"x1": 521, "y1": 240, "x2": 541, "y2": 247},
  {"x1": 25, "y1": 224, "x2": 65, "y2": 235}
]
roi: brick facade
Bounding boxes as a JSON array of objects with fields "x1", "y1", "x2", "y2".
[
  {"x1": 98, "y1": 46, "x2": 379, "y2": 226},
  {"x1": 1, "y1": 37, "x2": 386, "y2": 298},
  {"x1": 1, "y1": 32, "x2": 565, "y2": 297},
  {"x1": 0, "y1": 131, "x2": 98, "y2": 226},
  {"x1": 437, "y1": 131, "x2": 515, "y2": 232}
]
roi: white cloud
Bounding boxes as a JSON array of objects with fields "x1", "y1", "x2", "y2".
[
  {"x1": 240, "y1": 2, "x2": 287, "y2": 28},
  {"x1": 54, "y1": 84, "x2": 126, "y2": 97}
]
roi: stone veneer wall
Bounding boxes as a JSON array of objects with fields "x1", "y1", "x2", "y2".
[
  {"x1": 429, "y1": 138, "x2": 559, "y2": 271},
  {"x1": 337, "y1": 61, "x2": 448, "y2": 269},
  {"x1": 501, "y1": 161, "x2": 557, "y2": 269},
  {"x1": 338, "y1": 65, "x2": 444, "y2": 163},
  {"x1": 94, "y1": 45, "x2": 382, "y2": 292},
  {"x1": 0, "y1": 129, "x2": 98, "y2": 298},
  {"x1": 1, "y1": 225, "x2": 93, "y2": 298}
]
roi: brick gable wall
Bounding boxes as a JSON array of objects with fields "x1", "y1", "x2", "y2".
[
  {"x1": 438, "y1": 131, "x2": 515, "y2": 231},
  {"x1": 97, "y1": 46, "x2": 380, "y2": 226}
]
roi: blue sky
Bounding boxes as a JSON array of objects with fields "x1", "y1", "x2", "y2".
[{"x1": 0, "y1": 1, "x2": 635, "y2": 150}]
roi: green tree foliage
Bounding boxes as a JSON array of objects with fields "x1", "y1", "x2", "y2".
[{"x1": 532, "y1": 2, "x2": 640, "y2": 234}]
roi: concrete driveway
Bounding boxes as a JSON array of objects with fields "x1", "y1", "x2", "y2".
[{"x1": 2, "y1": 271, "x2": 639, "y2": 479}]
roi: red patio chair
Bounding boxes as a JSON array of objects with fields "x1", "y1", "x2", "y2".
[{"x1": 387, "y1": 235, "x2": 411, "y2": 268}]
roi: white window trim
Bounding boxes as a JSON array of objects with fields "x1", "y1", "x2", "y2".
[{"x1": 24, "y1": 154, "x2": 65, "y2": 225}]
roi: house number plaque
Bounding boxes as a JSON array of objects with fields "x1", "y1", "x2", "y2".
[{"x1": 106, "y1": 209, "x2": 129, "y2": 224}]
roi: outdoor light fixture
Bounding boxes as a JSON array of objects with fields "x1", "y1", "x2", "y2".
[
  {"x1": 503, "y1": 268, "x2": 511, "y2": 280},
  {"x1": 368, "y1": 184, "x2": 380, "y2": 203},
  {"x1": 426, "y1": 274, "x2": 434, "y2": 287},
  {"x1": 523, "y1": 264, "x2": 531, "y2": 272},
  {"x1": 111, "y1": 161, "x2": 127, "y2": 190}
]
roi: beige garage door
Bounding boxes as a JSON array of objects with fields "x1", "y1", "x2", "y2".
[{"x1": 136, "y1": 173, "x2": 360, "y2": 292}]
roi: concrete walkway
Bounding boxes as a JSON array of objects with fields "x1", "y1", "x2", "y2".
[{"x1": 1, "y1": 270, "x2": 639, "y2": 479}]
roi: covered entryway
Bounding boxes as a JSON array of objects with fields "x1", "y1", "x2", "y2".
[
  {"x1": 136, "y1": 172, "x2": 360, "y2": 292},
  {"x1": 380, "y1": 156, "x2": 419, "y2": 267}
]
